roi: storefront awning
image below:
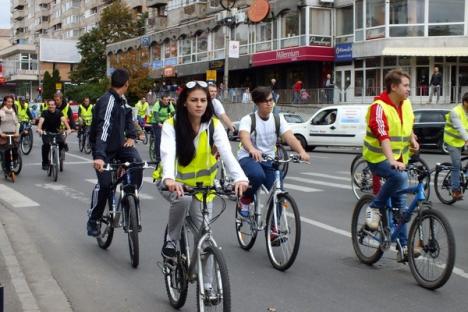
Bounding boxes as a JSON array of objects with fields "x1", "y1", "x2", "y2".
[{"x1": 382, "y1": 47, "x2": 468, "y2": 57}]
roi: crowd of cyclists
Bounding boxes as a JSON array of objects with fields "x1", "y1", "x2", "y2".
[{"x1": 0, "y1": 67, "x2": 465, "y2": 307}]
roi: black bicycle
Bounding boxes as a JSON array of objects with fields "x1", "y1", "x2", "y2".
[
  {"x1": 78, "y1": 124, "x2": 92, "y2": 154},
  {"x1": 434, "y1": 156, "x2": 468, "y2": 204},
  {"x1": 0, "y1": 134, "x2": 22, "y2": 182},
  {"x1": 19, "y1": 121, "x2": 34, "y2": 155},
  {"x1": 96, "y1": 161, "x2": 156, "y2": 268},
  {"x1": 41, "y1": 132, "x2": 65, "y2": 182}
]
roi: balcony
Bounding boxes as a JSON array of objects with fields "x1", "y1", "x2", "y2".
[
  {"x1": 147, "y1": 0, "x2": 168, "y2": 8},
  {"x1": 13, "y1": 10, "x2": 26, "y2": 20},
  {"x1": 84, "y1": 0, "x2": 100, "y2": 8},
  {"x1": 13, "y1": 0, "x2": 26, "y2": 9},
  {"x1": 37, "y1": 7, "x2": 50, "y2": 17},
  {"x1": 180, "y1": 2, "x2": 207, "y2": 22},
  {"x1": 146, "y1": 16, "x2": 167, "y2": 32},
  {"x1": 15, "y1": 19, "x2": 26, "y2": 28},
  {"x1": 38, "y1": 0, "x2": 50, "y2": 5}
]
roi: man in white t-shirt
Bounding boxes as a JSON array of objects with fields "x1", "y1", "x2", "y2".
[
  {"x1": 208, "y1": 83, "x2": 236, "y2": 133},
  {"x1": 237, "y1": 86, "x2": 310, "y2": 217}
]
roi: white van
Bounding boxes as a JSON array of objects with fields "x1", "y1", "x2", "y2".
[{"x1": 290, "y1": 105, "x2": 368, "y2": 150}]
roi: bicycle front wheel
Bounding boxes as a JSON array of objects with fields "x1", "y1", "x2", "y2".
[
  {"x1": 408, "y1": 208, "x2": 455, "y2": 290},
  {"x1": 51, "y1": 148, "x2": 58, "y2": 182},
  {"x1": 12, "y1": 153, "x2": 22, "y2": 175},
  {"x1": 265, "y1": 193, "x2": 301, "y2": 271},
  {"x1": 351, "y1": 157, "x2": 374, "y2": 200},
  {"x1": 84, "y1": 133, "x2": 92, "y2": 154},
  {"x1": 126, "y1": 194, "x2": 140, "y2": 268},
  {"x1": 276, "y1": 143, "x2": 289, "y2": 178},
  {"x1": 164, "y1": 226, "x2": 188, "y2": 309},
  {"x1": 197, "y1": 245, "x2": 231, "y2": 312},
  {"x1": 434, "y1": 163, "x2": 457, "y2": 205},
  {"x1": 97, "y1": 198, "x2": 114, "y2": 249},
  {"x1": 21, "y1": 132, "x2": 33, "y2": 155},
  {"x1": 78, "y1": 133, "x2": 85, "y2": 152},
  {"x1": 149, "y1": 136, "x2": 156, "y2": 162},
  {"x1": 351, "y1": 194, "x2": 384, "y2": 265},
  {"x1": 235, "y1": 198, "x2": 257, "y2": 250}
]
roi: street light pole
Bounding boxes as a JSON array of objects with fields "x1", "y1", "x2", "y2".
[{"x1": 220, "y1": 0, "x2": 237, "y2": 102}]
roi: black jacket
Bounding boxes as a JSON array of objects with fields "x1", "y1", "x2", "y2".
[{"x1": 90, "y1": 89, "x2": 136, "y2": 160}]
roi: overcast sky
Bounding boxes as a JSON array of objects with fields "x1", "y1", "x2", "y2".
[{"x1": 0, "y1": 0, "x2": 11, "y2": 28}]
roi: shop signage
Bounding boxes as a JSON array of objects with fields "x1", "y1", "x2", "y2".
[
  {"x1": 209, "y1": 60, "x2": 225, "y2": 69},
  {"x1": 252, "y1": 46, "x2": 334, "y2": 67},
  {"x1": 335, "y1": 43, "x2": 353, "y2": 62},
  {"x1": 164, "y1": 57, "x2": 177, "y2": 67},
  {"x1": 152, "y1": 60, "x2": 164, "y2": 70},
  {"x1": 55, "y1": 82, "x2": 62, "y2": 90},
  {"x1": 206, "y1": 70, "x2": 217, "y2": 81},
  {"x1": 248, "y1": 0, "x2": 270, "y2": 23}
]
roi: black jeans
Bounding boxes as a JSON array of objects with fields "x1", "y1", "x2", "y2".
[
  {"x1": 41, "y1": 134, "x2": 65, "y2": 166},
  {"x1": 152, "y1": 124, "x2": 162, "y2": 162},
  {"x1": 88, "y1": 147, "x2": 143, "y2": 222}
]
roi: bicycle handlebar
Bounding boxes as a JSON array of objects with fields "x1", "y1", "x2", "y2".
[
  {"x1": 260, "y1": 153, "x2": 311, "y2": 165},
  {"x1": 103, "y1": 161, "x2": 159, "y2": 171}
]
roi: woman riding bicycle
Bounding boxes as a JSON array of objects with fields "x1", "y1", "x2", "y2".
[
  {"x1": 0, "y1": 95, "x2": 20, "y2": 177},
  {"x1": 157, "y1": 81, "x2": 248, "y2": 293}
]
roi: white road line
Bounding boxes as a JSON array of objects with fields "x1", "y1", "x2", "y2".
[
  {"x1": 0, "y1": 185, "x2": 40, "y2": 207},
  {"x1": 301, "y1": 172, "x2": 349, "y2": 181},
  {"x1": 65, "y1": 152, "x2": 92, "y2": 162},
  {"x1": 143, "y1": 177, "x2": 155, "y2": 184},
  {"x1": 24, "y1": 161, "x2": 90, "y2": 166},
  {"x1": 336, "y1": 171, "x2": 350, "y2": 175},
  {"x1": 283, "y1": 183, "x2": 322, "y2": 192},
  {"x1": 286, "y1": 176, "x2": 351, "y2": 190},
  {"x1": 86, "y1": 179, "x2": 97, "y2": 184}
]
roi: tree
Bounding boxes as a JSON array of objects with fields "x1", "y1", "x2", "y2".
[
  {"x1": 65, "y1": 78, "x2": 109, "y2": 103},
  {"x1": 99, "y1": 0, "x2": 143, "y2": 45},
  {"x1": 42, "y1": 69, "x2": 61, "y2": 100},
  {"x1": 116, "y1": 50, "x2": 153, "y2": 103}
]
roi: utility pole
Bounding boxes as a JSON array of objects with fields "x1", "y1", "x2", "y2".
[{"x1": 220, "y1": 0, "x2": 238, "y2": 102}]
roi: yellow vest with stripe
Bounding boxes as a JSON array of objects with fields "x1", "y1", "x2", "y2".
[
  {"x1": 363, "y1": 99, "x2": 414, "y2": 164},
  {"x1": 153, "y1": 117, "x2": 219, "y2": 202},
  {"x1": 135, "y1": 101, "x2": 149, "y2": 118},
  {"x1": 79, "y1": 104, "x2": 93, "y2": 126},
  {"x1": 40, "y1": 102, "x2": 48, "y2": 112},
  {"x1": 16, "y1": 102, "x2": 29, "y2": 122},
  {"x1": 444, "y1": 104, "x2": 468, "y2": 148},
  {"x1": 59, "y1": 104, "x2": 70, "y2": 129}
]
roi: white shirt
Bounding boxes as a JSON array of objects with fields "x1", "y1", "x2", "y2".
[
  {"x1": 238, "y1": 112, "x2": 290, "y2": 160},
  {"x1": 160, "y1": 118, "x2": 248, "y2": 184},
  {"x1": 212, "y1": 99, "x2": 226, "y2": 118}
]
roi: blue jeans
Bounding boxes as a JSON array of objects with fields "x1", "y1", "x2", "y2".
[
  {"x1": 447, "y1": 144, "x2": 462, "y2": 191},
  {"x1": 368, "y1": 160, "x2": 409, "y2": 246},
  {"x1": 239, "y1": 157, "x2": 276, "y2": 201}
]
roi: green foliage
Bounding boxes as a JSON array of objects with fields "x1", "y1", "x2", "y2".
[
  {"x1": 70, "y1": 28, "x2": 106, "y2": 83},
  {"x1": 64, "y1": 78, "x2": 109, "y2": 103},
  {"x1": 42, "y1": 70, "x2": 61, "y2": 100}
]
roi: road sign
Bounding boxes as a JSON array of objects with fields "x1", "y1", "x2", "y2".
[
  {"x1": 55, "y1": 83, "x2": 62, "y2": 90},
  {"x1": 206, "y1": 70, "x2": 217, "y2": 81}
]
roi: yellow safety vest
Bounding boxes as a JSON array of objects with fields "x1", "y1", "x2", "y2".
[
  {"x1": 79, "y1": 104, "x2": 93, "y2": 126},
  {"x1": 363, "y1": 99, "x2": 414, "y2": 164},
  {"x1": 16, "y1": 102, "x2": 29, "y2": 122},
  {"x1": 444, "y1": 104, "x2": 468, "y2": 148},
  {"x1": 135, "y1": 101, "x2": 149, "y2": 118},
  {"x1": 153, "y1": 117, "x2": 218, "y2": 202},
  {"x1": 40, "y1": 102, "x2": 48, "y2": 112}
]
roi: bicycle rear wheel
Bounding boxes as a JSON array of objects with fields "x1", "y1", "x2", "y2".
[
  {"x1": 97, "y1": 198, "x2": 114, "y2": 249},
  {"x1": 164, "y1": 226, "x2": 188, "y2": 309},
  {"x1": 351, "y1": 157, "x2": 373, "y2": 200},
  {"x1": 21, "y1": 132, "x2": 33, "y2": 155},
  {"x1": 126, "y1": 194, "x2": 140, "y2": 268},
  {"x1": 59, "y1": 148, "x2": 65, "y2": 172},
  {"x1": 149, "y1": 135, "x2": 156, "y2": 162},
  {"x1": 12, "y1": 153, "x2": 22, "y2": 175},
  {"x1": 408, "y1": 208, "x2": 455, "y2": 290},
  {"x1": 197, "y1": 245, "x2": 231, "y2": 312},
  {"x1": 235, "y1": 198, "x2": 257, "y2": 250},
  {"x1": 84, "y1": 132, "x2": 92, "y2": 154},
  {"x1": 265, "y1": 193, "x2": 301, "y2": 271},
  {"x1": 351, "y1": 194, "x2": 384, "y2": 265},
  {"x1": 434, "y1": 163, "x2": 457, "y2": 205},
  {"x1": 78, "y1": 132, "x2": 85, "y2": 152},
  {"x1": 276, "y1": 143, "x2": 289, "y2": 178},
  {"x1": 51, "y1": 148, "x2": 58, "y2": 182}
]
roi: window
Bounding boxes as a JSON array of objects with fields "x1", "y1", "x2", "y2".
[
  {"x1": 355, "y1": 71, "x2": 363, "y2": 96},
  {"x1": 416, "y1": 67, "x2": 430, "y2": 96},
  {"x1": 164, "y1": 40, "x2": 177, "y2": 59},
  {"x1": 355, "y1": 0, "x2": 364, "y2": 41},
  {"x1": 178, "y1": 37, "x2": 192, "y2": 64},
  {"x1": 429, "y1": 25, "x2": 464, "y2": 36},
  {"x1": 151, "y1": 43, "x2": 161, "y2": 60},
  {"x1": 309, "y1": 9, "x2": 332, "y2": 46},
  {"x1": 196, "y1": 32, "x2": 208, "y2": 62},
  {"x1": 429, "y1": 0, "x2": 464, "y2": 23},
  {"x1": 336, "y1": 6, "x2": 353, "y2": 36},
  {"x1": 235, "y1": 24, "x2": 249, "y2": 55},
  {"x1": 311, "y1": 109, "x2": 337, "y2": 125},
  {"x1": 255, "y1": 22, "x2": 272, "y2": 52},
  {"x1": 366, "y1": 0, "x2": 385, "y2": 40},
  {"x1": 281, "y1": 12, "x2": 300, "y2": 48},
  {"x1": 390, "y1": 0, "x2": 425, "y2": 24}
]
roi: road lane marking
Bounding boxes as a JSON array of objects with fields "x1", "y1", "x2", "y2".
[
  {"x1": 35, "y1": 183, "x2": 89, "y2": 204},
  {"x1": 65, "y1": 152, "x2": 92, "y2": 162},
  {"x1": 301, "y1": 172, "x2": 349, "y2": 181},
  {"x1": 24, "y1": 161, "x2": 90, "y2": 166},
  {"x1": 286, "y1": 176, "x2": 351, "y2": 189},
  {"x1": 283, "y1": 183, "x2": 322, "y2": 192},
  {"x1": 0, "y1": 185, "x2": 40, "y2": 208}
]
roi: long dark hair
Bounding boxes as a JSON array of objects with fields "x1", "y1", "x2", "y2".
[
  {"x1": 174, "y1": 85, "x2": 214, "y2": 166},
  {"x1": 2, "y1": 95, "x2": 15, "y2": 112}
]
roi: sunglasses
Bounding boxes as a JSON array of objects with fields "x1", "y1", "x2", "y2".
[{"x1": 186, "y1": 81, "x2": 208, "y2": 89}]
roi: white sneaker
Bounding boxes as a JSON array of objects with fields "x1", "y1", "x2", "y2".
[{"x1": 365, "y1": 207, "x2": 381, "y2": 230}]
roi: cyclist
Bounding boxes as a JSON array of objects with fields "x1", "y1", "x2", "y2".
[
  {"x1": 87, "y1": 68, "x2": 143, "y2": 237},
  {"x1": 53, "y1": 91, "x2": 75, "y2": 151},
  {"x1": 36, "y1": 99, "x2": 72, "y2": 170},
  {"x1": 156, "y1": 81, "x2": 248, "y2": 271},
  {"x1": 362, "y1": 69, "x2": 420, "y2": 262},
  {"x1": 135, "y1": 96, "x2": 149, "y2": 128},
  {"x1": 78, "y1": 97, "x2": 94, "y2": 130},
  {"x1": 151, "y1": 94, "x2": 175, "y2": 162},
  {"x1": 15, "y1": 96, "x2": 34, "y2": 133},
  {"x1": 207, "y1": 83, "x2": 236, "y2": 133},
  {"x1": 443, "y1": 92, "x2": 468, "y2": 201},
  {"x1": 237, "y1": 86, "x2": 310, "y2": 217},
  {"x1": 0, "y1": 95, "x2": 20, "y2": 177}
]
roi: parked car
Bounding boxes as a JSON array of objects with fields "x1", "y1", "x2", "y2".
[{"x1": 413, "y1": 109, "x2": 450, "y2": 153}]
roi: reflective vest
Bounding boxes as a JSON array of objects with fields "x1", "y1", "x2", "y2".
[
  {"x1": 153, "y1": 117, "x2": 218, "y2": 202},
  {"x1": 363, "y1": 99, "x2": 414, "y2": 164},
  {"x1": 152, "y1": 101, "x2": 175, "y2": 124},
  {"x1": 59, "y1": 104, "x2": 70, "y2": 129},
  {"x1": 16, "y1": 102, "x2": 29, "y2": 122},
  {"x1": 40, "y1": 102, "x2": 48, "y2": 112},
  {"x1": 79, "y1": 104, "x2": 93, "y2": 126},
  {"x1": 135, "y1": 101, "x2": 149, "y2": 118},
  {"x1": 444, "y1": 104, "x2": 468, "y2": 148}
]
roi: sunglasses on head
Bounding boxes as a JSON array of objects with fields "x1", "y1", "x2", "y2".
[{"x1": 186, "y1": 81, "x2": 208, "y2": 89}]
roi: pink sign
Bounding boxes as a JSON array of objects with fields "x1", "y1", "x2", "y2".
[{"x1": 252, "y1": 46, "x2": 334, "y2": 67}]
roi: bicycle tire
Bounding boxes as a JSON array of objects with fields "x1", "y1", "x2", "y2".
[
  {"x1": 149, "y1": 136, "x2": 156, "y2": 162},
  {"x1": 59, "y1": 148, "x2": 64, "y2": 172},
  {"x1": 350, "y1": 154, "x2": 362, "y2": 185},
  {"x1": 164, "y1": 226, "x2": 188, "y2": 309},
  {"x1": 276, "y1": 144, "x2": 289, "y2": 178},
  {"x1": 265, "y1": 193, "x2": 301, "y2": 271},
  {"x1": 78, "y1": 132, "x2": 85, "y2": 152},
  {"x1": 235, "y1": 198, "x2": 257, "y2": 251},
  {"x1": 408, "y1": 208, "x2": 455, "y2": 290},
  {"x1": 196, "y1": 245, "x2": 231, "y2": 312},
  {"x1": 12, "y1": 153, "x2": 22, "y2": 175},
  {"x1": 434, "y1": 163, "x2": 457, "y2": 205},
  {"x1": 126, "y1": 194, "x2": 140, "y2": 268},
  {"x1": 84, "y1": 132, "x2": 92, "y2": 154},
  {"x1": 142, "y1": 131, "x2": 149, "y2": 145},
  {"x1": 351, "y1": 157, "x2": 373, "y2": 200},
  {"x1": 97, "y1": 197, "x2": 114, "y2": 249},
  {"x1": 351, "y1": 194, "x2": 384, "y2": 265},
  {"x1": 52, "y1": 148, "x2": 58, "y2": 182},
  {"x1": 20, "y1": 131, "x2": 33, "y2": 155}
]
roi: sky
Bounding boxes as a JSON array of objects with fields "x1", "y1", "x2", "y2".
[{"x1": 0, "y1": 0, "x2": 11, "y2": 28}]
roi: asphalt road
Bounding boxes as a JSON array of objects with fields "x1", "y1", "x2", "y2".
[{"x1": 2, "y1": 134, "x2": 468, "y2": 312}]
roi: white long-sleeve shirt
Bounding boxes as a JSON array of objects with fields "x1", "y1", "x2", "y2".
[{"x1": 160, "y1": 118, "x2": 248, "y2": 184}]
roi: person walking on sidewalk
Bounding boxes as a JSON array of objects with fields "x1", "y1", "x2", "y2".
[{"x1": 428, "y1": 66, "x2": 442, "y2": 104}]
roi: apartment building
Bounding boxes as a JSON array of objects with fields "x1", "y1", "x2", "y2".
[{"x1": 107, "y1": 0, "x2": 468, "y2": 105}]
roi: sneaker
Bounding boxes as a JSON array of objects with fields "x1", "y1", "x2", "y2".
[
  {"x1": 42, "y1": 163, "x2": 48, "y2": 170},
  {"x1": 237, "y1": 198, "x2": 251, "y2": 218},
  {"x1": 161, "y1": 240, "x2": 177, "y2": 260},
  {"x1": 87, "y1": 220, "x2": 99, "y2": 237},
  {"x1": 452, "y1": 190, "x2": 464, "y2": 201},
  {"x1": 397, "y1": 246, "x2": 408, "y2": 263},
  {"x1": 204, "y1": 288, "x2": 219, "y2": 306},
  {"x1": 365, "y1": 207, "x2": 381, "y2": 230}
]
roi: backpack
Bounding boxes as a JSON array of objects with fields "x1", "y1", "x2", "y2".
[{"x1": 249, "y1": 113, "x2": 280, "y2": 142}]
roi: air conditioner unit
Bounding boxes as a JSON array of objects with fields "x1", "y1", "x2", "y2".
[{"x1": 319, "y1": 0, "x2": 334, "y2": 3}]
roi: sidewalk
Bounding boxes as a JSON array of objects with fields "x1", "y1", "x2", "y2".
[{"x1": 0, "y1": 200, "x2": 73, "y2": 312}]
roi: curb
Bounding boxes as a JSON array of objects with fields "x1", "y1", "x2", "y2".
[{"x1": 0, "y1": 200, "x2": 73, "y2": 312}]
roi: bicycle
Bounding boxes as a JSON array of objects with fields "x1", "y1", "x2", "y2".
[
  {"x1": 351, "y1": 164, "x2": 455, "y2": 290},
  {"x1": 41, "y1": 132, "x2": 64, "y2": 182},
  {"x1": 0, "y1": 134, "x2": 22, "y2": 182},
  {"x1": 159, "y1": 183, "x2": 233, "y2": 311},
  {"x1": 350, "y1": 153, "x2": 431, "y2": 200},
  {"x1": 235, "y1": 154, "x2": 304, "y2": 271},
  {"x1": 77, "y1": 124, "x2": 92, "y2": 154},
  {"x1": 19, "y1": 121, "x2": 34, "y2": 155},
  {"x1": 148, "y1": 128, "x2": 156, "y2": 162},
  {"x1": 95, "y1": 161, "x2": 156, "y2": 268},
  {"x1": 434, "y1": 156, "x2": 468, "y2": 205}
]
